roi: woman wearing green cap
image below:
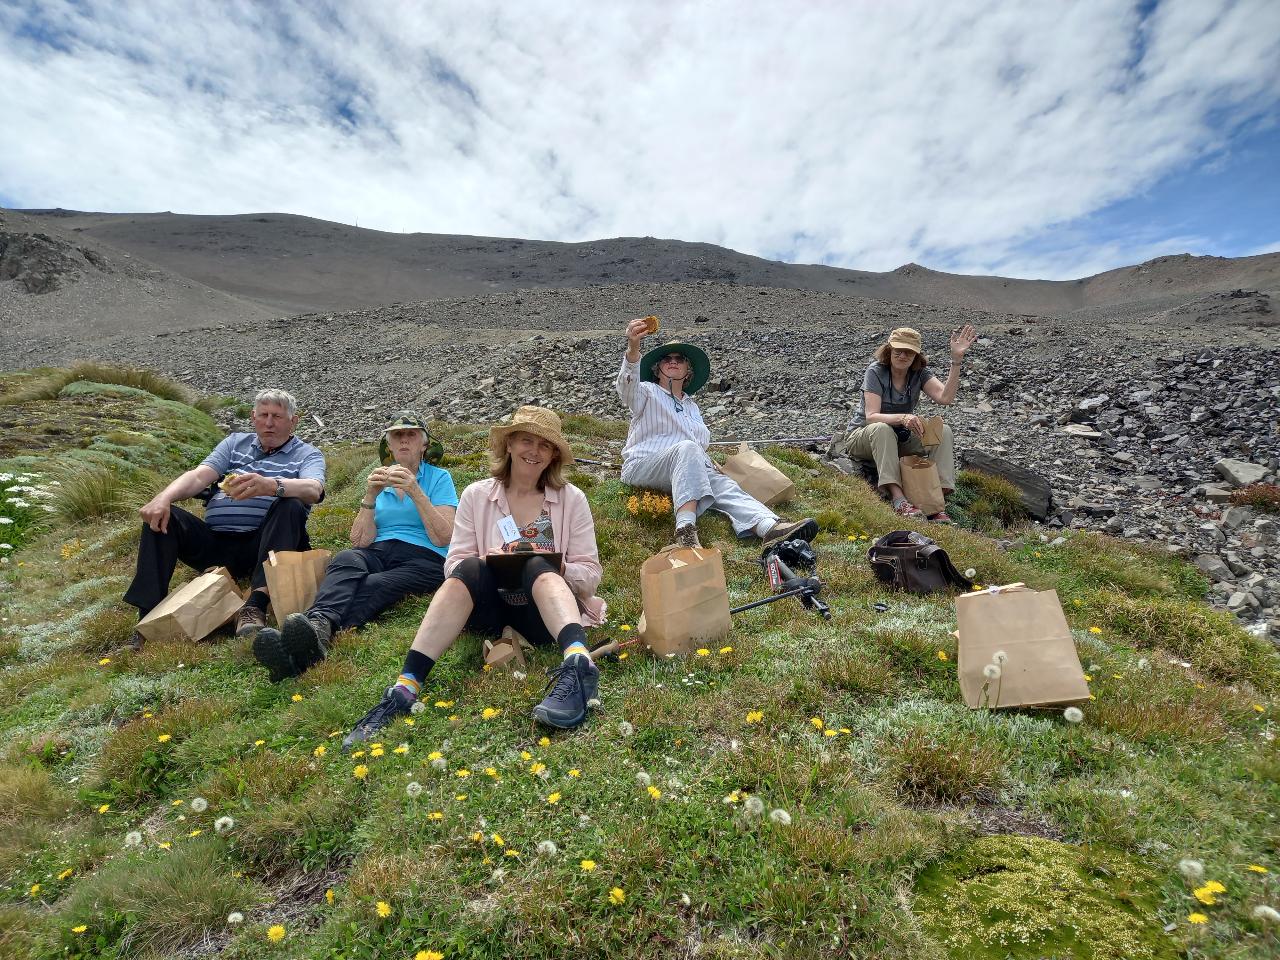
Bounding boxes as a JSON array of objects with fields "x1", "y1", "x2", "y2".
[
  {"x1": 617, "y1": 318, "x2": 816, "y2": 549},
  {"x1": 252, "y1": 411, "x2": 458, "y2": 681},
  {"x1": 843, "y1": 324, "x2": 977, "y2": 520}
]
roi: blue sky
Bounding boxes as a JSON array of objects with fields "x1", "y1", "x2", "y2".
[{"x1": 1, "y1": 0, "x2": 1277, "y2": 280}]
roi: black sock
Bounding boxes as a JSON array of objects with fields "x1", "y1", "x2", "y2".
[
  {"x1": 400, "y1": 649, "x2": 435, "y2": 685},
  {"x1": 245, "y1": 590, "x2": 270, "y2": 612},
  {"x1": 556, "y1": 623, "x2": 588, "y2": 655}
]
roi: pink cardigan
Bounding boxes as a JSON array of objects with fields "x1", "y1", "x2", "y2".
[{"x1": 444, "y1": 477, "x2": 607, "y2": 627}]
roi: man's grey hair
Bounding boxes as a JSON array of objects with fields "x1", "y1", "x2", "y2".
[{"x1": 253, "y1": 388, "x2": 298, "y2": 417}]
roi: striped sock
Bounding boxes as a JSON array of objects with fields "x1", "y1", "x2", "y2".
[
  {"x1": 556, "y1": 623, "x2": 589, "y2": 660},
  {"x1": 395, "y1": 674, "x2": 422, "y2": 698},
  {"x1": 562, "y1": 641, "x2": 589, "y2": 661}
]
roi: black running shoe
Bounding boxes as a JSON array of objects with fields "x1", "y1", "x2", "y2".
[
  {"x1": 281, "y1": 613, "x2": 332, "y2": 673},
  {"x1": 252, "y1": 627, "x2": 300, "y2": 683},
  {"x1": 532, "y1": 655, "x2": 599, "y2": 730},
  {"x1": 343, "y1": 685, "x2": 414, "y2": 750}
]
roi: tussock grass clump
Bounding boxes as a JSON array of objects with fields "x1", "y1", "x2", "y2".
[
  {"x1": 4, "y1": 362, "x2": 192, "y2": 406},
  {"x1": 50, "y1": 463, "x2": 150, "y2": 523},
  {"x1": 71, "y1": 605, "x2": 136, "y2": 656},
  {"x1": 1022, "y1": 531, "x2": 1206, "y2": 600},
  {"x1": 1229, "y1": 482, "x2": 1280, "y2": 514},
  {"x1": 884, "y1": 725, "x2": 1006, "y2": 804},
  {"x1": 948, "y1": 469, "x2": 1028, "y2": 531},
  {"x1": 92, "y1": 700, "x2": 232, "y2": 804},
  {"x1": 0, "y1": 764, "x2": 71, "y2": 826}
]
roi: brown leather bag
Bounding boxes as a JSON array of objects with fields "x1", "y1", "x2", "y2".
[{"x1": 868, "y1": 531, "x2": 974, "y2": 595}]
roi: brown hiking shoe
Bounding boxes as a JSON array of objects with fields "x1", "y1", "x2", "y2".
[
  {"x1": 762, "y1": 517, "x2": 818, "y2": 547},
  {"x1": 234, "y1": 604, "x2": 267, "y2": 638},
  {"x1": 664, "y1": 523, "x2": 701, "y2": 551}
]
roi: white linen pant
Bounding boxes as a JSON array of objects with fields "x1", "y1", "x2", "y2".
[{"x1": 621, "y1": 440, "x2": 777, "y2": 537}]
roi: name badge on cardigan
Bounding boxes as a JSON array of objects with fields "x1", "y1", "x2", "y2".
[{"x1": 497, "y1": 515, "x2": 521, "y2": 543}]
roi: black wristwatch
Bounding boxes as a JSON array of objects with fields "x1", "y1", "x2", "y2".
[{"x1": 274, "y1": 480, "x2": 286, "y2": 499}]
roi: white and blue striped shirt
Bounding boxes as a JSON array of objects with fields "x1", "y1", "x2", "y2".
[
  {"x1": 617, "y1": 357, "x2": 711, "y2": 462},
  {"x1": 200, "y1": 433, "x2": 326, "y2": 532}
]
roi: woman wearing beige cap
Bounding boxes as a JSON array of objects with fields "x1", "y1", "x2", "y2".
[
  {"x1": 843, "y1": 324, "x2": 977, "y2": 520},
  {"x1": 343, "y1": 406, "x2": 606, "y2": 746}
]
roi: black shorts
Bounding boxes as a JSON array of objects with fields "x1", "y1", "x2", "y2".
[{"x1": 448, "y1": 555, "x2": 561, "y2": 646}]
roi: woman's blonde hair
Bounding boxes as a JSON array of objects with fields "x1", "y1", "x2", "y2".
[
  {"x1": 874, "y1": 341, "x2": 927, "y2": 371},
  {"x1": 489, "y1": 442, "x2": 566, "y2": 492}
]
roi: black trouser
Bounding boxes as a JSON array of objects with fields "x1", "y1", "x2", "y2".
[
  {"x1": 309, "y1": 539, "x2": 446, "y2": 630},
  {"x1": 123, "y1": 499, "x2": 310, "y2": 617},
  {"x1": 449, "y1": 555, "x2": 562, "y2": 646}
]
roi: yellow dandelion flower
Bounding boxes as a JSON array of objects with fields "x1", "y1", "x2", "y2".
[
  {"x1": 1204, "y1": 880, "x2": 1225, "y2": 893},
  {"x1": 1193, "y1": 885, "x2": 1217, "y2": 905},
  {"x1": 454, "y1": 794, "x2": 467, "y2": 801},
  {"x1": 351, "y1": 750, "x2": 366, "y2": 758},
  {"x1": 97, "y1": 804, "x2": 110, "y2": 814},
  {"x1": 547, "y1": 792, "x2": 561, "y2": 805},
  {"x1": 471, "y1": 831, "x2": 485, "y2": 843},
  {"x1": 647, "y1": 785, "x2": 662, "y2": 799},
  {"x1": 403, "y1": 717, "x2": 415, "y2": 726},
  {"x1": 696, "y1": 648, "x2": 710, "y2": 656},
  {"x1": 505, "y1": 849, "x2": 520, "y2": 857},
  {"x1": 619, "y1": 651, "x2": 629, "y2": 659},
  {"x1": 822, "y1": 729, "x2": 837, "y2": 738},
  {"x1": 254, "y1": 739, "x2": 265, "y2": 746},
  {"x1": 353, "y1": 765, "x2": 369, "y2": 779},
  {"x1": 1246, "y1": 864, "x2": 1269, "y2": 873},
  {"x1": 370, "y1": 747, "x2": 385, "y2": 758},
  {"x1": 482, "y1": 707, "x2": 501, "y2": 719},
  {"x1": 581, "y1": 859, "x2": 597, "y2": 871},
  {"x1": 427, "y1": 751, "x2": 443, "y2": 761},
  {"x1": 568, "y1": 768, "x2": 581, "y2": 777},
  {"x1": 428, "y1": 811, "x2": 444, "y2": 821},
  {"x1": 483, "y1": 767, "x2": 499, "y2": 777},
  {"x1": 492, "y1": 832, "x2": 504, "y2": 846},
  {"x1": 520, "y1": 750, "x2": 532, "y2": 760},
  {"x1": 143, "y1": 712, "x2": 153, "y2": 718},
  {"x1": 839, "y1": 727, "x2": 851, "y2": 734},
  {"x1": 719, "y1": 645, "x2": 733, "y2": 654},
  {"x1": 434, "y1": 700, "x2": 454, "y2": 708},
  {"x1": 609, "y1": 886, "x2": 626, "y2": 905},
  {"x1": 376, "y1": 901, "x2": 392, "y2": 918},
  {"x1": 529, "y1": 762, "x2": 546, "y2": 775},
  {"x1": 620, "y1": 624, "x2": 632, "y2": 632},
  {"x1": 72, "y1": 925, "x2": 87, "y2": 934},
  {"x1": 158, "y1": 841, "x2": 171, "y2": 849},
  {"x1": 809, "y1": 717, "x2": 824, "y2": 730},
  {"x1": 455, "y1": 768, "x2": 471, "y2": 778},
  {"x1": 29, "y1": 884, "x2": 40, "y2": 895},
  {"x1": 482, "y1": 664, "x2": 493, "y2": 672},
  {"x1": 394, "y1": 744, "x2": 409, "y2": 754},
  {"x1": 157, "y1": 734, "x2": 171, "y2": 743},
  {"x1": 313, "y1": 745, "x2": 326, "y2": 757},
  {"x1": 267, "y1": 924, "x2": 286, "y2": 942},
  {"x1": 291, "y1": 693, "x2": 303, "y2": 702},
  {"x1": 936, "y1": 650, "x2": 948, "y2": 661},
  {"x1": 538, "y1": 736, "x2": 551, "y2": 747},
  {"x1": 1089, "y1": 626, "x2": 1102, "y2": 634},
  {"x1": 1188, "y1": 912, "x2": 1209, "y2": 924},
  {"x1": 98, "y1": 657, "x2": 111, "y2": 666},
  {"x1": 325, "y1": 888, "x2": 335, "y2": 904},
  {"x1": 188, "y1": 829, "x2": 202, "y2": 837},
  {"x1": 58, "y1": 868, "x2": 73, "y2": 880},
  {"x1": 416, "y1": 952, "x2": 444, "y2": 960},
  {"x1": 1253, "y1": 704, "x2": 1265, "y2": 713},
  {"x1": 746, "y1": 710, "x2": 763, "y2": 723}
]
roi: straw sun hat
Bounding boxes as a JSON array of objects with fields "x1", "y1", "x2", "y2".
[{"x1": 488, "y1": 405, "x2": 574, "y2": 466}]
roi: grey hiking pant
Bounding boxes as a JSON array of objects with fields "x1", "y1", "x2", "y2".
[
  {"x1": 844, "y1": 422, "x2": 956, "y2": 490},
  {"x1": 621, "y1": 440, "x2": 777, "y2": 537}
]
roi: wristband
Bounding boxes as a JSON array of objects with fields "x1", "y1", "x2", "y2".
[{"x1": 359, "y1": 501, "x2": 376, "y2": 510}]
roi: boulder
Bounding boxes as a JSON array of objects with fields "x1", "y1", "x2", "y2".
[
  {"x1": 1214, "y1": 458, "x2": 1268, "y2": 488},
  {"x1": 960, "y1": 450, "x2": 1053, "y2": 520},
  {"x1": 1193, "y1": 554, "x2": 1231, "y2": 581}
]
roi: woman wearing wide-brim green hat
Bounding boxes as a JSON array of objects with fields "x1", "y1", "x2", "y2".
[{"x1": 616, "y1": 317, "x2": 817, "y2": 552}]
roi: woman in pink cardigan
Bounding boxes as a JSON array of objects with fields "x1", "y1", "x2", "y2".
[{"x1": 344, "y1": 406, "x2": 607, "y2": 745}]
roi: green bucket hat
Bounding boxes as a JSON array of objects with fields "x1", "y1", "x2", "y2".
[
  {"x1": 378, "y1": 410, "x2": 444, "y2": 466},
  {"x1": 640, "y1": 341, "x2": 711, "y2": 394}
]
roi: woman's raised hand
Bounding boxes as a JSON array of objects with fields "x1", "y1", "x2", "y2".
[
  {"x1": 950, "y1": 324, "x2": 978, "y2": 360},
  {"x1": 625, "y1": 317, "x2": 650, "y2": 351}
]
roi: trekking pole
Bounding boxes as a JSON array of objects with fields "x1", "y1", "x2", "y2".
[{"x1": 707, "y1": 436, "x2": 831, "y2": 447}]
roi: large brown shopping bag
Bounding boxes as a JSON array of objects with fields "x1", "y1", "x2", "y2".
[
  {"x1": 954, "y1": 584, "x2": 1090, "y2": 709},
  {"x1": 720, "y1": 442, "x2": 794, "y2": 506},
  {"x1": 638, "y1": 547, "x2": 732, "y2": 656},
  {"x1": 899, "y1": 454, "x2": 945, "y2": 516},
  {"x1": 920, "y1": 416, "x2": 945, "y2": 448},
  {"x1": 264, "y1": 549, "x2": 332, "y2": 626},
  {"x1": 136, "y1": 566, "x2": 244, "y2": 643}
]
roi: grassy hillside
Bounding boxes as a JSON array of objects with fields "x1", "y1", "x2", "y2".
[{"x1": 0, "y1": 369, "x2": 1277, "y2": 959}]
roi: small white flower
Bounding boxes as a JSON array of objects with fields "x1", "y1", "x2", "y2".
[
  {"x1": 992, "y1": 650, "x2": 1008, "y2": 665},
  {"x1": 1063, "y1": 707, "x2": 1084, "y2": 724},
  {"x1": 214, "y1": 816, "x2": 235, "y2": 834},
  {"x1": 124, "y1": 831, "x2": 143, "y2": 847},
  {"x1": 983, "y1": 664, "x2": 1002, "y2": 680},
  {"x1": 618, "y1": 721, "x2": 634, "y2": 737},
  {"x1": 536, "y1": 840, "x2": 558, "y2": 856},
  {"x1": 190, "y1": 797, "x2": 208, "y2": 813},
  {"x1": 406, "y1": 781, "x2": 423, "y2": 798},
  {"x1": 1178, "y1": 858, "x2": 1205, "y2": 882},
  {"x1": 513, "y1": 670, "x2": 527, "y2": 680},
  {"x1": 1254, "y1": 905, "x2": 1280, "y2": 924},
  {"x1": 430, "y1": 758, "x2": 447, "y2": 771},
  {"x1": 227, "y1": 912, "x2": 244, "y2": 924},
  {"x1": 635, "y1": 771, "x2": 652, "y2": 787},
  {"x1": 728, "y1": 739, "x2": 741, "y2": 753},
  {"x1": 768, "y1": 808, "x2": 792, "y2": 826},
  {"x1": 745, "y1": 796, "x2": 765, "y2": 816},
  {"x1": 410, "y1": 700, "x2": 427, "y2": 715}
]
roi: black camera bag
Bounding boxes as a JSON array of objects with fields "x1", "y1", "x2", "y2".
[{"x1": 867, "y1": 530, "x2": 974, "y2": 595}]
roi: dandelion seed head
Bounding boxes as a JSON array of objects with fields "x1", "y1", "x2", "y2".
[
  {"x1": 406, "y1": 781, "x2": 423, "y2": 797},
  {"x1": 215, "y1": 816, "x2": 235, "y2": 834},
  {"x1": 410, "y1": 700, "x2": 427, "y2": 714},
  {"x1": 983, "y1": 664, "x2": 1002, "y2": 680},
  {"x1": 618, "y1": 721, "x2": 634, "y2": 737},
  {"x1": 431, "y1": 757, "x2": 447, "y2": 771},
  {"x1": 536, "y1": 840, "x2": 558, "y2": 856},
  {"x1": 1178, "y1": 859, "x2": 1205, "y2": 882},
  {"x1": 769, "y1": 808, "x2": 792, "y2": 825},
  {"x1": 190, "y1": 797, "x2": 208, "y2": 813},
  {"x1": 1253, "y1": 905, "x2": 1280, "y2": 924},
  {"x1": 226, "y1": 912, "x2": 244, "y2": 924},
  {"x1": 124, "y1": 831, "x2": 142, "y2": 847},
  {"x1": 992, "y1": 650, "x2": 1008, "y2": 665},
  {"x1": 1063, "y1": 707, "x2": 1084, "y2": 724},
  {"x1": 635, "y1": 771, "x2": 652, "y2": 786},
  {"x1": 745, "y1": 796, "x2": 765, "y2": 816},
  {"x1": 964, "y1": 568, "x2": 977, "y2": 579}
]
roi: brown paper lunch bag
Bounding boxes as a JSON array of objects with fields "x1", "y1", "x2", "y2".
[
  {"x1": 954, "y1": 585, "x2": 1091, "y2": 709},
  {"x1": 135, "y1": 566, "x2": 245, "y2": 643},
  {"x1": 898, "y1": 454, "x2": 946, "y2": 516},
  {"x1": 264, "y1": 549, "x2": 333, "y2": 626},
  {"x1": 720, "y1": 442, "x2": 794, "y2": 507},
  {"x1": 638, "y1": 546, "x2": 732, "y2": 656}
]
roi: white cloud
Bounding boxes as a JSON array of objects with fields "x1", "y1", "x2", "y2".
[{"x1": 1, "y1": 0, "x2": 1277, "y2": 279}]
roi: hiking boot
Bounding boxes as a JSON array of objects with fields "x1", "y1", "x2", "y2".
[
  {"x1": 927, "y1": 510, "x2": 953, "y2": 524},
  {"x1": 281, "y1": 612, "x2": 332, "y2": 672},
  {"x1": 892, "y1": 498, "x2": 923, "y2": 518},
  {"x1": 762, "y1": 517, "x2": 818, "y2": 547},
  {"x1": 234, "y1": 604, "x2": 267, "y2": 638},
  {"x1": 252, "y1": 627, "x2": 300, "y2": 683},
  {"x1": 664, "y1": 523, "x2": 701, "y2": 551},
  {"x1": 343, "y1": 685, "x2": 414, "y2": 751},
  {"x1": 532, "y1": 654, "x2": 599, "y2": 730}
]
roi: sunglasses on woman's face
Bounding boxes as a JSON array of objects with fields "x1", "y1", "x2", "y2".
[{"x1": 661, "y1": 354, "x2": 689, "y2": 364}]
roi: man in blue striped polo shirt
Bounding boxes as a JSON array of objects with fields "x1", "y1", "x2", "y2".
[{"x1": 123, "y1": 388, "x2": 326, "y2": 648}]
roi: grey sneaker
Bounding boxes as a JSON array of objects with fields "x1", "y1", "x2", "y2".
[
  {"x1": 281, "y1": 612, "x2": 332, "y2": 672},
  {"x1": 234, "y1": 604, "x2": 268, "y2": 638},
  {"x1": 664, "y1": 523, "x2": 701, "y2": 551},
  {"x1": 252, "y1": 626, "x2": 299, "y2": 683},
  {"x1": 762, "y1": 517, "x2": 818, "y2": 547},
  {"x1": 532, "y1": 654, "x2": 599, "y2": 730},
  {"x1": 343, "y1": 685, "x2": 414, "y2": 751}
]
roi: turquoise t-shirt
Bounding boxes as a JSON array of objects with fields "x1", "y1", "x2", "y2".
[{"x1": 372, "y1": 462, "x2": 460, "y2": 557}]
